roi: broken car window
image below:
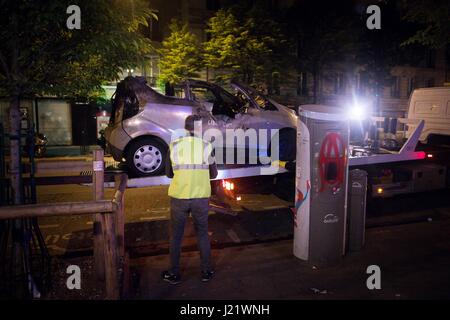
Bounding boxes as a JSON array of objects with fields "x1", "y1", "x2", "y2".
[
  {"x1": 191, "y1": 87, "x2": 217, "y2": 103},
  {"x1": 253, "y1": 94, "x2": 277, "y2": 111}
]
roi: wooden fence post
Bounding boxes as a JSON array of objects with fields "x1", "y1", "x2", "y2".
[
  {"x1": 114, "y1": 173, "x2": 128, "y2": 298},
  {"x1": 92, "y1": 150, "x2": 105, "y2": 281},
  {"x1": 93, "y1": 149, "x2": 119, "y2": 299},
  {"x1": 102, "y1": 208, "x2": 119, "y2": 299},
  {"x1": 114, "y1": 173, "x2": 127, "y2": 262}
]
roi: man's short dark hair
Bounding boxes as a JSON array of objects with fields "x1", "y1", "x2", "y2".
[{"x1": 185, "y1": 114, "x2": 202, "y2": 132}]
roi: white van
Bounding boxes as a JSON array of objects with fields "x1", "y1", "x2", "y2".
[{"x1": 406, "y1": 87, "x2": 450, "y2": 143}]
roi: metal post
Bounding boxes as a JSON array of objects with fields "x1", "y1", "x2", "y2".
[
  {"x1": 92, "y1": 149, "x2": 105, "y2": 281},
  {"x1": 347, "y1": 169, "x2": 368, "y2": 252}
]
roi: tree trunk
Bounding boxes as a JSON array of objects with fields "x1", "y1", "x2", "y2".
[{"x1": 9, "y1": 95, "x2": 23, "y2": 205}]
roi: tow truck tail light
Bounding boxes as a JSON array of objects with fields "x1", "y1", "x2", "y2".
[
  {"x1": 416, "y1": 151, "x2": 426, "y2": 159},
  {"x1": 222, "y1": 180, "x2": 235, "y2": 191},
  {"x1": 427, "y1": 153, "x2": 433, "y2": 158}
]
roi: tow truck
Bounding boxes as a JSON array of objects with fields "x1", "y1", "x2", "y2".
[
  {"x1": 349, "y1": 117, "x2": 448, "y2": 199},
  {"x1": 102, "y1": 110, "x2": 449, "y2": 211}
]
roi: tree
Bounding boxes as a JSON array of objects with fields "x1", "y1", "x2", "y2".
[
  {"x1": 158, "y1": 20, "x2": 203, "y2": 85},
  {"x1": 285, "y1": 0, "x2": 362, "y2": 103},
  {"x1": 204, "y1": 6, "x2": 286, "y2": 86},
  {"x1": 401, "y1": 0, "x2": 450, "y2": 48},
  {"x1": 0, "y1": 0, "x2": 153, "y2": 204}
]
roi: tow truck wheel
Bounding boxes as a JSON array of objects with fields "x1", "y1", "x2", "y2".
[{"x1": 125, "y1": 137, "x2": 167, "y2": 177}]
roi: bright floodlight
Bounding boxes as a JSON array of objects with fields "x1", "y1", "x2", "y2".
[{"x1": 347, "y1": 104, "x2": 366, "y2": 121}]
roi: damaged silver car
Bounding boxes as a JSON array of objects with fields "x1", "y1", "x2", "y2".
[{"x1": 105, "y1": 77, "x2": 297, "y2": 177}]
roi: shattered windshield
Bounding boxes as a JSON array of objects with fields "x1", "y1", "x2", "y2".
[{"x1": 232, "y1": 83, "x2": 277, "y2": 111}]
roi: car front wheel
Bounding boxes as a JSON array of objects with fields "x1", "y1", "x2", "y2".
[{"x1": 125, "y1": 137, "x2": 167, "y2": 177}]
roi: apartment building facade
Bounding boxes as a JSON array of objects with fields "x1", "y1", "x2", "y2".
[{"x1": 131, "y1": 0, "x2": 449, "y2": 117}]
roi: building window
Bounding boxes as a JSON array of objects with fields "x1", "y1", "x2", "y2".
[
  {"x1": 334, "y1": 73, "x2": 346, "y2": 95},
  {"x1": 426, "y1": 49, "x2": 436, "y2": 68},
  {"x1": 446, "y1": 45, "x2": 450, "y2": 82},
  {"x1": 264, "y1": 0, "x2": 280, "y2": 10},
  {"x1": 408, "y1": 77, "x2": 416, "y2": 96},
  {"x1": 39, "y1": 99, "x2": 73, "y2": 146},
  {"x1": 271, "y1": 72, "x2": 280, "y2": 95},
  {"x1": 390, "y1": 76, "x2": 401, "y2": 98},
  {"x1": 358, "y1": 72, "x2": 369, "y2": 96},
  {"x1": 141, "y1": 13, "x2": 161, "y2": 42},
  {"x1": 206, "y1": 0, "x2": 221, "y2": 11},
  {"x1": 297, "y1": 72, "x2": 308, "y2": 96}
]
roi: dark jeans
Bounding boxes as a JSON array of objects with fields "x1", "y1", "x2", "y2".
[{"x1": 169, "y1": 197, "x2": 212, "y2": 275}]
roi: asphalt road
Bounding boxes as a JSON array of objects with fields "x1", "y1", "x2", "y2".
[
  {"x1": 36, "y1": 183, "x2": 291, "y2": 255},
  {"x1": 46, "y1": 215, "x2": 450, "y2": 300},
  {"x1": 134, "y1": 217, "x2": 450, "y2": 300},
  {"x1": 31, "y1": 172, "x2": 450, "y2": 300},
  {"x1": 36, "y1": 180, "x2": 450, "y2": 257}
]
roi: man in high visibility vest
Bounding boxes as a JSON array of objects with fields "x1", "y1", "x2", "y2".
[{"x1": 162, "y1": 114, "x2": 218, "y2": 284}]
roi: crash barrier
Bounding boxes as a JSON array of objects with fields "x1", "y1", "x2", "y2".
[{"x1": 0, "y1": 150, "x2": 128, "y2": 299}]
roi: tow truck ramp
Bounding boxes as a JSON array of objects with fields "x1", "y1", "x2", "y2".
[
  {"x1": 103, "y1": 165, "x2": 288, "y2": 188},
  {"x1": 349, "y1": 120, "x2": 425, "y2": 166}
]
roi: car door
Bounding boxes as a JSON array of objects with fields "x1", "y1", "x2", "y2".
[
  {"x1": 228, "y1": 84, "x2": 281, "y2": 154},
  {"x1": 187, "y1": 84, "x2": 221, "y2": 128},
  {"x1": 191, "y1": 84, "x2": 256, "y2": 148}
]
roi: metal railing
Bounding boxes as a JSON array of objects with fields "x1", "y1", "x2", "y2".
[{"x1": 0, "y1": 150, "x2": 128, "y2": 299}]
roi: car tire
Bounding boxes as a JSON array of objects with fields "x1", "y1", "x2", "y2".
[
  {"x1": 125, "y1": 137, "x2": 167, "y2": 177},
  {"x1": 269, "y1": 129, "x2": 296, "y2": 161}
]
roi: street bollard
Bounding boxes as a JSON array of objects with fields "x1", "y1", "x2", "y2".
[
  {"x1": 293, "y1": 105, "x2": 349, "y2": 267},
  {"x1": 347, "y1": 169, "x2": 368, "y2": 252}
]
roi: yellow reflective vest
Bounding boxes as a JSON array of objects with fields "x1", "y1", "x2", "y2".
[{"x1": 168, "y1": 136, "x2": 213, "y2": 199}]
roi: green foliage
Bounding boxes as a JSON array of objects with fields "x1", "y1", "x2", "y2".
[
  {"x1": 0, "y1": 0, "x2": 154, "y2": 99},
  {"x1": 204, "y1": 7, "x2": 286, "y2": 85},
  {"x1": 0, "y1": 0, "x2": 155, "y2": 204},
  {"x1": 401, "y1": 0, "x2": 450, "y2": 48},
  {"x1": 158, "y1": 20, "x2": 203, "y2": 84}
]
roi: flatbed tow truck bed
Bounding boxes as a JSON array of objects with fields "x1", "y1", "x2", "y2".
[
  {"x1": 103, "y1": 164, "x2": 289, "y2": 188},
  {"x1": 30, "y1": 118, "x2": 442, "y2": 203},
  {"x1": 101, "y1": 119, "x2": 427, "y2": 189}
]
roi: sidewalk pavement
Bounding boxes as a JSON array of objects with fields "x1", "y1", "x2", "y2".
[{"x1": 132, "y1": 217, "x2": 450, "y2": 300}]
